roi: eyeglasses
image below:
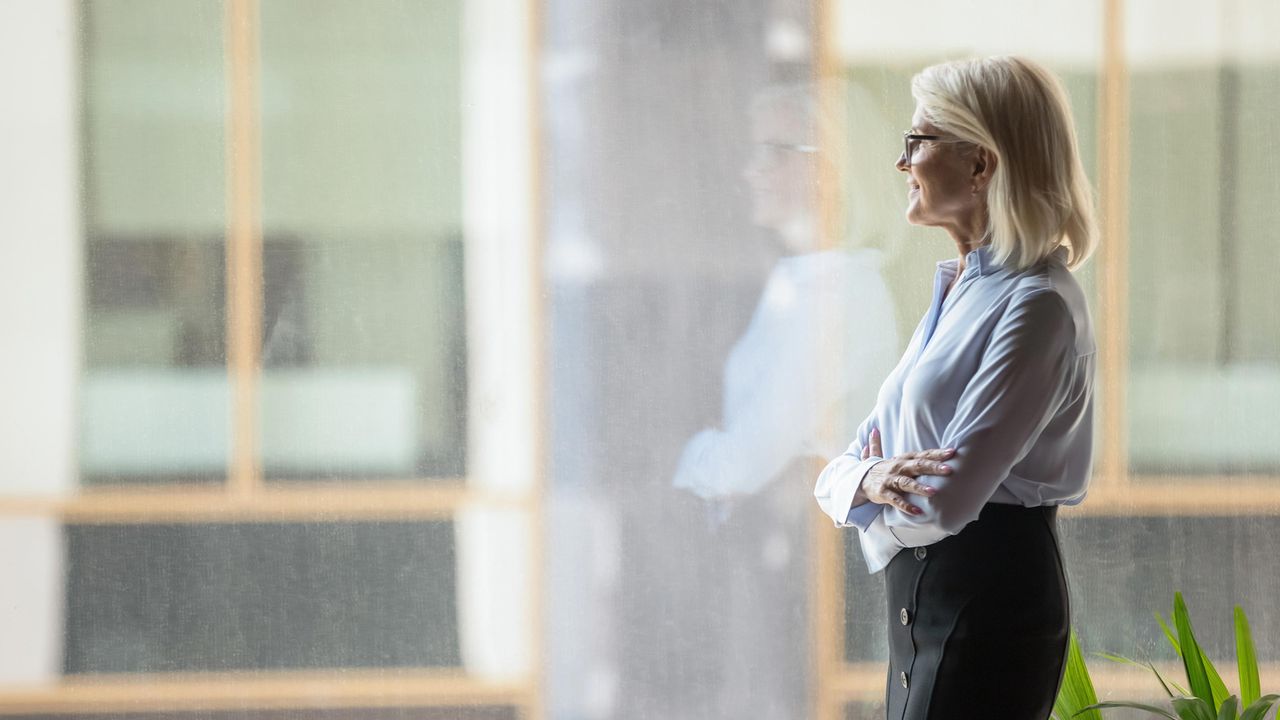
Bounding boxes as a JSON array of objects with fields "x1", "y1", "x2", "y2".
[
  {"x1": 760, "y1": 141, "x2": 818, "y2": 154},
  {"x1": 902, "y1": 132, "x2": 969, "y2": 167},
  {"x1": 751, "y1": 141, "x2": 819, "y2": 168}
]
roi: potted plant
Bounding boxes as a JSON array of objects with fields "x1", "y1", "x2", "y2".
[{"x1": 1055, "y1": 593, "x2": 1279, "y2": 720}]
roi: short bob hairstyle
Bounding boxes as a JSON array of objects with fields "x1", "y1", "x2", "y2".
[{"x1": 911, "y1": 56, "x2": 1097, "y2": 271}]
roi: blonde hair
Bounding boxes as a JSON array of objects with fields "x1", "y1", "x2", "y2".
[{"x1": 911, "y1": 56, "x2": 1097, "y2": 271}]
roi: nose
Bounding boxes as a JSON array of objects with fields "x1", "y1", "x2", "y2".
[{"x1": 895, "y1": 151, "x2": 908, "y2": 172}]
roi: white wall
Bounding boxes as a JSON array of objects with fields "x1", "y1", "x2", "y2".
[
  {"x1": 0, "y1": 0, "x2": 77, "y2": 685},
  {"x1": 457, "y1": 0, "x2": 537, "y2": 682}
]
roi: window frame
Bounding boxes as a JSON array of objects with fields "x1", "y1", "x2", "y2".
[{"x1": 0, "y1": 0, "x2": 544, "y2": 716}]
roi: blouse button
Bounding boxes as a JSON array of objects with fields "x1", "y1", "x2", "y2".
[
  {"x1": 900, "y1": 671, "x2": 909, "y2": 689},
  {"x1": 900, "y1": 608, "x2": 910, "y2": 625},
  {"x1": 914, "y1": 547, "x2": 928, "y2": 561}
]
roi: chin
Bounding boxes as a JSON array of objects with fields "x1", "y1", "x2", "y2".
[{"x1": 904, "y1": 205, "x2": 937, "y2": 228}]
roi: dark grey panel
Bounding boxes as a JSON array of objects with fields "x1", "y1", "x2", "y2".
[{"x1": 64, "y1": 522, "x2": 459, "y2": 673}]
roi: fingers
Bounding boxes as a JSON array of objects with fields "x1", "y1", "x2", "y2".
[
  {"x1": 861, "y1": 444, "x2": 870, "y2": 461},
  {"x1": 902, "y1": 458, "x2": 953, "y2": 478},
  {"x1": 918, "y1": 447, "x2": 957, "y2": 461},
  {"x1": 888, "y1": 493, "x2": 921, "y2": 515},
  {"x1": 894, "y1": 475, "x2": 938, "y2": 498},
  {"x1": 868, "y1": 428, "x2": 883, "y2": 458},
  {"x1": 868, "y1": 475, "x2": 932, "y2": 515}
]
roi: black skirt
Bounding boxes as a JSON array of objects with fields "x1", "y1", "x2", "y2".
[{"x1": 883, "y1": 503, "x2": 1070, "y2": 720}]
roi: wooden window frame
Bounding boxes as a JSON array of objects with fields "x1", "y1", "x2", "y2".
[{"x1": 0, "y1": 0, "x2": 544, "y2": 717}]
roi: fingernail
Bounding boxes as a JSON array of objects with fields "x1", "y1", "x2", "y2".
[
  {"x1": 940, "y1": 465, "x2": 952, "y2": 473},
  {"x1": 925, "y1": 487, "x2": 938, "y2": 495},
  {"x1": 910, "y1": 506, "x2": 922, "y2": 514}
]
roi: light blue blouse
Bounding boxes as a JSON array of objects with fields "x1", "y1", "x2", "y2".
[{"x1": 814, "y1": 244, "x2": 1097, "y2": 573}]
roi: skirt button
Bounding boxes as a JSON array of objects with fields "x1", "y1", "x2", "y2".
[
  {"x1": 914, "y1": 546, "x2": 928, "y2": 560},
  {"x1": 900, "y1": 671, "x2": 909, "y2": 689},
  {"x1": 900, "y1": 607, "x2": 910, "y2": 625}
]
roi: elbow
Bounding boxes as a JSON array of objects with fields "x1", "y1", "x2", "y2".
[
  {"x1": 897, "y1": 492, "x2": 980, "y2": 537},
  {"x1": 929, "y1": 502, "x2": 977, "y2": 536}
]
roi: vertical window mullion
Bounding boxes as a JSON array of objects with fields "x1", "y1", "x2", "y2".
[
  {"x1": 1098, "y1": 0, "x2": 1131, "y2": 494},
  {"x1": 225, "y1": 0, "x2": 263, "y2": 497}
]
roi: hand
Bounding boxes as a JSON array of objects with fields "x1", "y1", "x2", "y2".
[{"x1": 859, "y1": 428, "x2": 956, "y2": 516}]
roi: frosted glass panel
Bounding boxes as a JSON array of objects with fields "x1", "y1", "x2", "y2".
[{"x1": 258, "y1": 0, "x2": 466, "y2": 481}]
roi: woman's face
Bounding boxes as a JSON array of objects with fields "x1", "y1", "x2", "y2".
[
  {"x1": 743, "y1": 101, "x2": 813, "y2": 235},
  {"x1": 896, "y1": 105, "x2": 982, "y2": 232}
]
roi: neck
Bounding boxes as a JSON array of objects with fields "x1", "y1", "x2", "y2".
[{"x1": 944, "y1": 210, "x2": 988, "y2": 272}]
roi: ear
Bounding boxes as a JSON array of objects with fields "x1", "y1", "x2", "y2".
[{"x1": 971, "y1": 146, "x2": 997, "y2": 190}]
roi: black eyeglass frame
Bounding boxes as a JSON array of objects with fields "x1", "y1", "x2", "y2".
[{"x1": 902, "y1": 132, "x2": 970, "y2": 167}]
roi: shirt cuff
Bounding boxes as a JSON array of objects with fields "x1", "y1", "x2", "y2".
[
  {"x1": 838, "y1": 458, "x2": 885, "y2": 530},
  {"x1": 858, "y1": 510, "x2": 906, "y2": 573}
]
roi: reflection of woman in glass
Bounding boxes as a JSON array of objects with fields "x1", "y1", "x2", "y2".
[
  {"x1": 815, "y1": 56, "x2": 1098, "y2": 718},
  {"x1": 672, "y1": 84, "x2": 898, "y2": 719},
  {"x1": 674, "y1": 85, "x2": 898, "y2": 503}
]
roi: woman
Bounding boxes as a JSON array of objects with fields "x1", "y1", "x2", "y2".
[{"x1": 814, "y1": 56, "x2": 1097, "y2": 719}]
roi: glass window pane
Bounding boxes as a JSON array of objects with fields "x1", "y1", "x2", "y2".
[
  {"x1": 845, "y1": 702, "x2": 884, "y2": 720},
  {"x1": 63, "y1": 521, "x2": 459, "y2": 673},
  {"x1": 257, "y1": 0, "x2": 465, "y2": 482},
  {"x1": 80, "y1": 0, "x2": 229, "y2": 486},
  {"x1": 1126, "y1": 2, "x2": 1280, "y2": 476},
  {"x1": 843, "y1": 533, "x2": 888, "y2": 664},
  {"x1": 1060, "y1": 515, "x2": 1280, "y2": 664}
]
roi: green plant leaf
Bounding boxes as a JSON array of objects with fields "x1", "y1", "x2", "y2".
[
  {"x1": 1214, "y1": 695, "x2": 1237, "y2": 720},
  {"x1": 1170, "y1": 696, "x2": 1217, "y2": 720},
  {"x1": 1162, "y1": 596, "x2": 1228, "y2": 707},
  {"x1": 1150, "y1": 661, "x2": 1183, "y2": 698},
  {"x1": 1239, "y1": 694, "x2": 1280, "y2": 720},
  {"x1": 1199, "y1": 648, "x2": 1231, "y2": 709},
  {"x1": 1098, "y1": 651, "x2": 1144, "y2": 667},
  {"x1": 1081, "y1": 701, "x2": 1178, "y2": 719},
  {"x1": 1234, "y1": 606, "x2": 1260, "y2": 707},
  {"x1": 1174, "y1": 593, "x2": 1215, "y2": 705},
  {"x1": 1053, "y1": 631, "x2": 1103, "y2": 720},
  {"x1": 1158, "y1": 611, "x2": 1182, "y2": 655},
  {"x1": 1097, "y1": 649, "x2": 1195, "y2": 698}
]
